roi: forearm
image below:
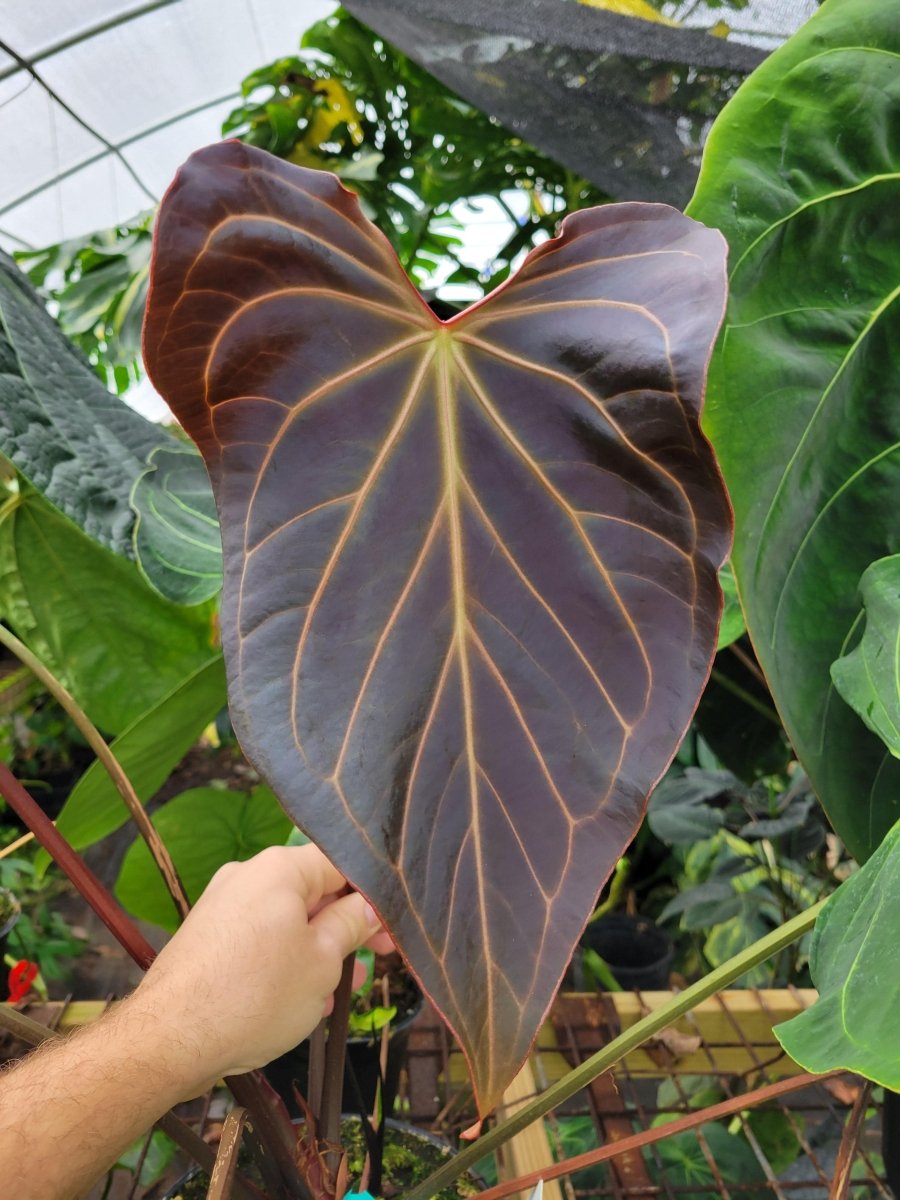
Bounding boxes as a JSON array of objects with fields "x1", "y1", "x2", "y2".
[{"x1": 0, "y1": 997, "x2": 198, "y2": 1200}]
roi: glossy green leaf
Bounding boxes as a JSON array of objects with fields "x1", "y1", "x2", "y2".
[
  {"x1": 35, "y1": 655, "x2": 227, "y2": 876},
  {"x1": 687, "y1": 0, "x2": 900, "y2": 860},
  {"x1": 775, "y1": 817, "x2": 900, "y2": 1086},
  {"x1": 131, "y1": 445, "x2": 223, "y2": 605},
  {"x1": 115, "y1": 1131, "x2": 177, "y2": 1187},
  {"x1": 831, "y1": 555, "x2": 900, "y2": 758},
  {"x1": 716, "y1": 561, "x2": 745, "y2": 651},
  {"x1": 115, "y1": 784, "x2": 293, "y2": 930},
  {"x1": 0, "y1": 250, "x2": 168, "y2": 554},
  {"x1": 649, "y1": 1121, "x2": 767, "y2": 1196},
  {"x1": 143, "y1": 141, "x2": 731, "y2": 1113},
  {"x1": 0, "y1": 486, "x2": 217, "y2": 734}
]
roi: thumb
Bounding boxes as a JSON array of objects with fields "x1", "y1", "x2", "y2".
[{"x1": 309, "y1": 890, "x2": 383, "y2": 960}]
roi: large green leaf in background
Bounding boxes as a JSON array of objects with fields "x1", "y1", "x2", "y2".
[
  {"x1": 775, "y1": 817, "x2": 900, "y2": 1087},
  {"x1": 0, "y1": 486, "x2": 217, "y2": 733},
  {"x1": 131, "y1": 445, "x2": 223, "y2": 605},
  {"x1": 831, "y1": 555, "x2": 900, "y2": 759},
  {"x1": 0, "y1": 251, "x2": 221, "y2": 604},
  {"x1": 115, "y1": 784, "x2": 292, "y2": 930},
  {"x1": 35, "y1": 655, "x2": 227, "y2": 876},
  {"x1": 687, "y1": 0, "x2": 900, "y2": 861}
]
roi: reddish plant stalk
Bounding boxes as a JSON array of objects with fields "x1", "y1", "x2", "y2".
[
  {"x1": 0, "y1": 761, "x2": 156, "y2": 969},
  {"x1": 830, "y1": 1081, "x2": 872, "y2": 1200},
  {"x1": 319, "y1": 954, "x2": 357, "y2": 1184},
  {"x1": 477, "y1": 1071, "x2": 842, "y2": 1200}
]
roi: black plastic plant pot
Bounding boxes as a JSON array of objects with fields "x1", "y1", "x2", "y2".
[
  {"x1": 161, "y1": 1114, "x2": 480, "y2": 1200},
  {"x1": 263, "y1": 984, "x2": 424, "y2": 1119},
  {"x1": 580, "y1": 913, "x2": 674, "y2": 990}
]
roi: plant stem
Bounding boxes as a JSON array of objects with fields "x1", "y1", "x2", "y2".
[
  {"x1": 319, "y1": 953, "x2": 357, "y2": 1181},
  {"x1": 476, "y1": 1070, "x2": 840, "y2": 1200},
  {"x1": 709, "y1": 666, "x2": 781, "y2": 725},
  {"x1": 0, "y1": 623, "x2": 191, "y2": 921},
  {"x1": 401, "y1": 898, "x2": 826, "y2": 1200},
  {"x1": 207, "y1": 1106, "x2": 250, "y2": 1200},
  {"x1": 0, "y1": 760, "x2": 157, "y2": 968}
]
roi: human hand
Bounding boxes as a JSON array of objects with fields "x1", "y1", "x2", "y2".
[{"x1": 123, "y1": 844, "x2": 393, "y2": 1096}]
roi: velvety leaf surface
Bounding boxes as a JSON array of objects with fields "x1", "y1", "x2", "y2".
[
  {"x1": 831, "y1": 555, "x2": 900, "y2": 758},
  {"x1": 687, "y1": 0, "x2": 900, "y2": 860},
  {"x1": 0, "y1": 486, "x2": 217, "y2": 734},
  {"x1": 115, "y1": 784, "x2": 292, "y2": 930},
  {"x1": 143, "y1": 141, "x2": 730, "y2": 1112},
  {"x1": 0, "y1": 250, "x2": 168, "y2": 555},
  {"x1": 132, "y1": 445, "x2": 224, "y2": 604},
  {"x1": 35, "y1": 655, "x2": 227, "y2": 876},
  {"x1": 775, "y1": 817, "x2": 900, "y2": 1087}
]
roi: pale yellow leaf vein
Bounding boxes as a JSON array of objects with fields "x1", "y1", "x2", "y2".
[
  {"x1": 452, "y1": 347, "x2": 654, "y2": 717},
  {"x1": 453, "y1": 332, "x2": 697, "y2": 553},
  {"x1": 331, "y1": 503, "x2": 447, "y2": 781},
  {"x1": 468, "y1": 625, "x2": 574, "y2": 832},
  {"x1": 437, "y1": 337, "x2": 495, "y2": 1087},
  {"x1": 459, "y1": 475, "x2": 631, "y2": 733},
  {"x1": 288, "y1": 345, "x2": 437, "y2": 755},
  {"x1": 235, "y1": 334, "x2": 432, "y2": 643}
]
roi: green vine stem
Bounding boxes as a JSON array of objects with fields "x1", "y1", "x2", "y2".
[
  {"x1": 402, "y1": 898, "x2": 826, "y2": 1200},
  {"x1": 0, "y1": 623, "x2": 191, "y2": 921}
]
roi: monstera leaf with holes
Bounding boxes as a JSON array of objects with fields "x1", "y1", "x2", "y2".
[
  {"x1": 687, "y1": 0, "x2": 900, "y2": 862},
  {"x1": 142, "y1": 140, "x2": 731, "y2": 1113}
]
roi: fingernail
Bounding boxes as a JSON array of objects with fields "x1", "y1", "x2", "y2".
[{"x1": 362, "y1": 901, "x2": 381, "y2": 930}]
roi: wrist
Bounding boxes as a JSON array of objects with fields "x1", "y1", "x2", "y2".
[{"x1": 114, "y1": 988, "x2": 218, "y2": 1104}]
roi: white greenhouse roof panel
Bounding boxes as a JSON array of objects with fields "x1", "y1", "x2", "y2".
[
  {"x1": 0, "y1": 0, "x2": 333, "y2": 250},
  {"x1": 0, "y1": 0, "x2": 819, "y2": 253}
]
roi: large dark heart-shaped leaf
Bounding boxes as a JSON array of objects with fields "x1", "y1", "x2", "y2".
[
  {"x1": 143, "y1": 140, "x2": 730, "y2": 1112},
  {"x1": 687, "y1": 0, "x2": 900, "y2": 861}
]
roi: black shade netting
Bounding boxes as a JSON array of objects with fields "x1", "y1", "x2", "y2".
[{"x1": 344, "y1": 0, "x2": 811, "y2": 206}]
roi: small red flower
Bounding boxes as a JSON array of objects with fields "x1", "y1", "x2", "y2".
[{"x1": 7, "y1": 960, "x2": 38, "y2": 1004}]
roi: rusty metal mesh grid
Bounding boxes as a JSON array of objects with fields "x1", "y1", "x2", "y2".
[
  {"x1": 402, "y1": 990, "x2": 890, "y2": 1199},
  {"x1": 0, "y1": 990, "x2": 890, "y2": 1197}
]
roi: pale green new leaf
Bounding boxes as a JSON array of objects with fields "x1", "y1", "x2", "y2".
[
  {"x1": 775, "y1": 818, "x2": 900, "y2": 1087},
  {"x1": 831, "y1": 555, "x2": 900, "y2": 758},
  {"x1": 115, "y1": 785, "x2": 293, "y2": 930},
  {"x1": 131, "y1": 445, "x2": 223, "y2": 605}
]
